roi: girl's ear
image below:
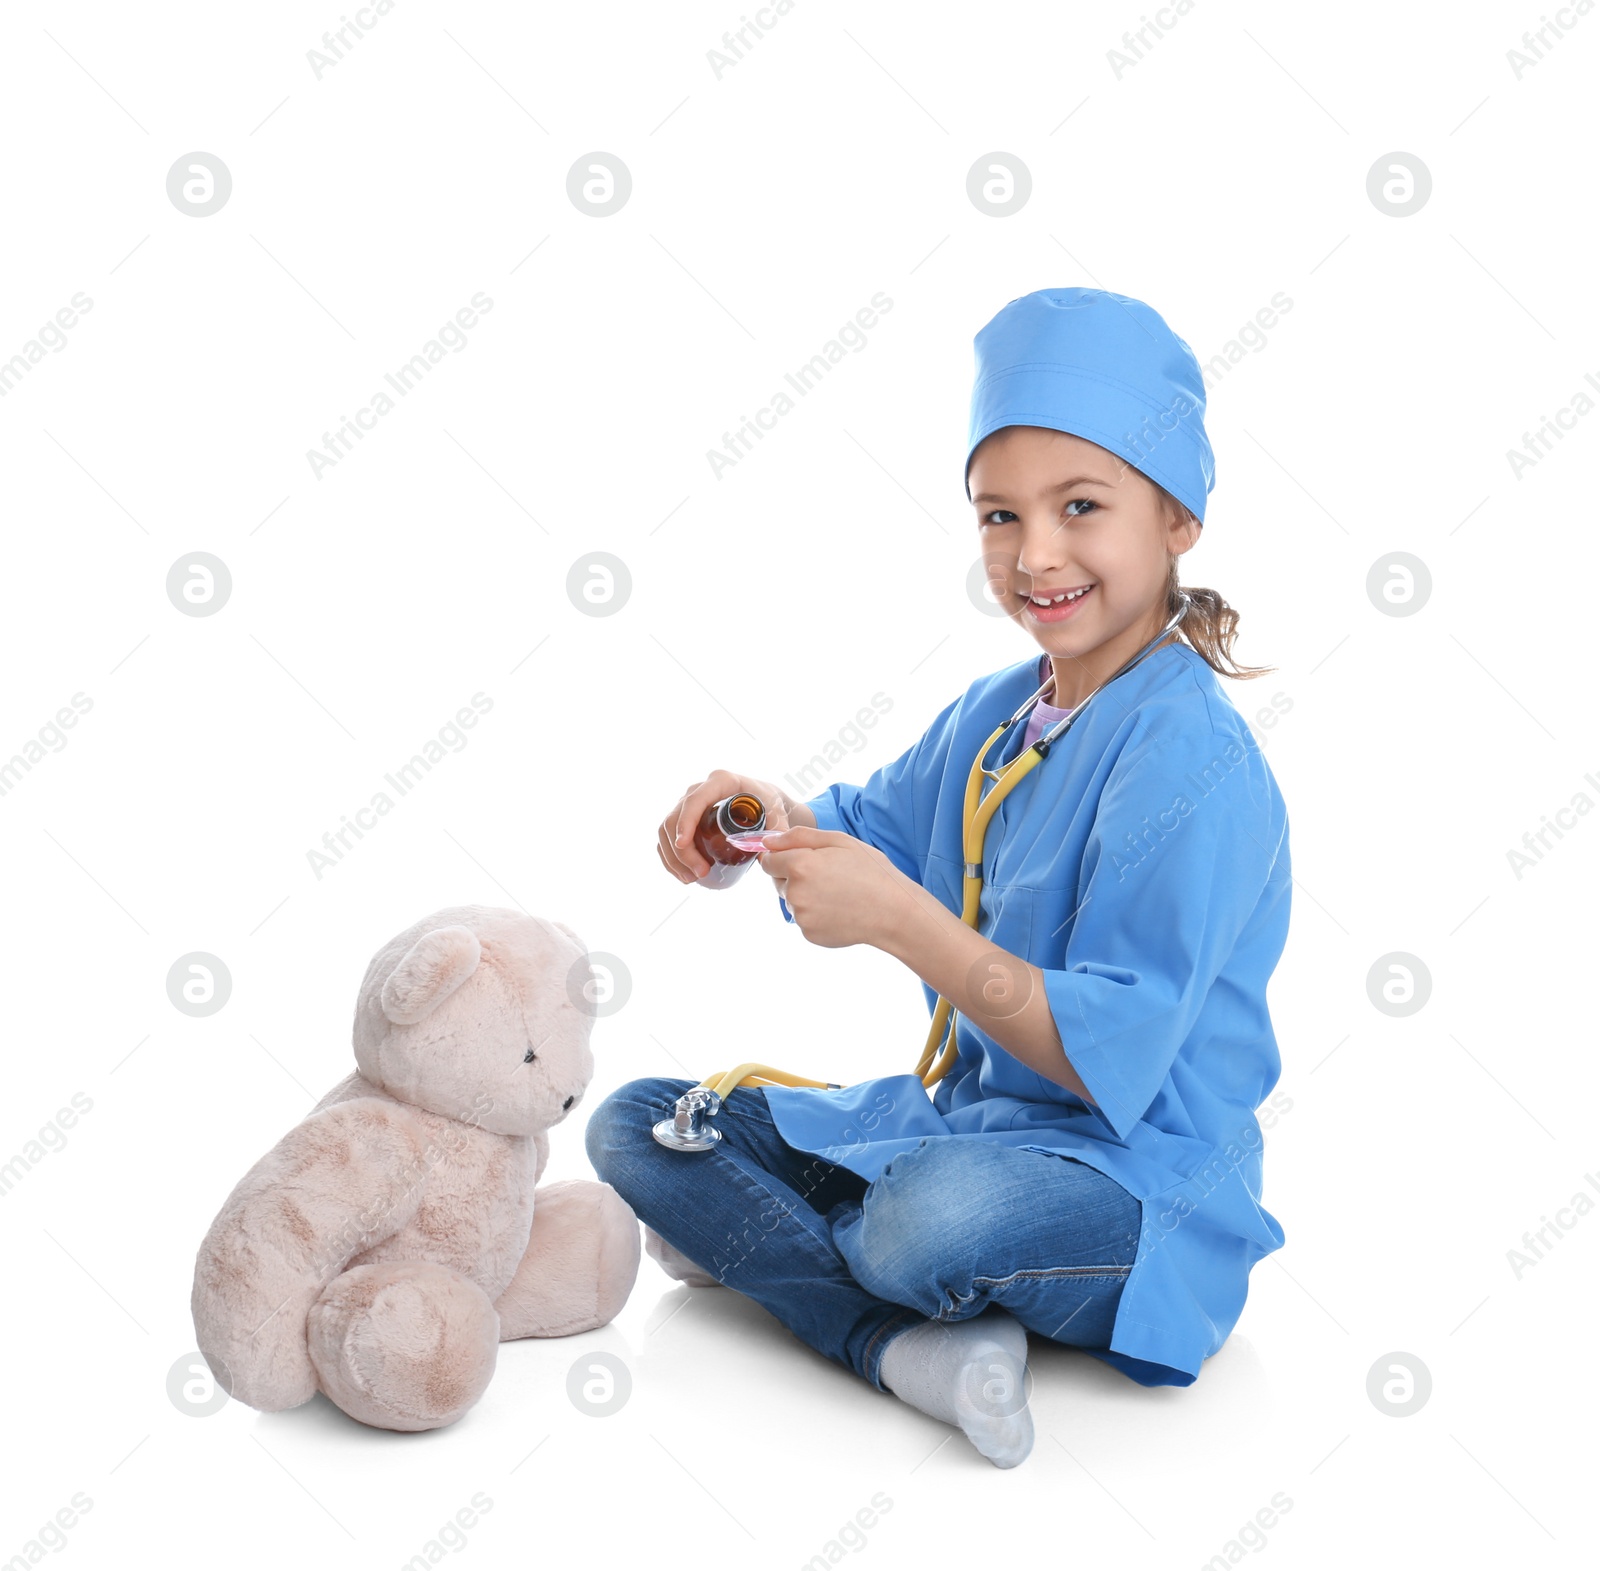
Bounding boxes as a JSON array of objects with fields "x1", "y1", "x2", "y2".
[
  {"x1": 380, "y1": 925, "x2": 482, "y2": 1024},
  {"x1": 1163, "y1": 494, "x2": 1200, "y2": 555}
]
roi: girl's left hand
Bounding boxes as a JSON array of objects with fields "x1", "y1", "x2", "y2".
[{"x1": 753, "y1": 827, "x2": 920, "y2": 950}]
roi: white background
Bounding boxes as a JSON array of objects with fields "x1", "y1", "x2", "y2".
[{"x1": 1, "y1": 0, "x2": 1594, "y2": 1566}]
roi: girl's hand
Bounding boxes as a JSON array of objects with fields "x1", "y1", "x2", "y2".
[
  {"x1": 753, "y1": 827, "x2": 923, "y2": 950},
  {"x1": 657, "y1": 770, "x2": 815, "y2": 884}
]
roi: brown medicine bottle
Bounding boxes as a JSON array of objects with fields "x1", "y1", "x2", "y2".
[{"x1": 693, "y1": 794, "x2": 766, "y2": 889}]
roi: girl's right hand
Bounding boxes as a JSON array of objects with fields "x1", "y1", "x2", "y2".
[{"x1": 657, "y1": 770, "x2": 816, "y2": 883}]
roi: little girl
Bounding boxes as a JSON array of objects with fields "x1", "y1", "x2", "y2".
[{"x1": 587, "y1": 287, "x2": 1292, "y2": 1469}]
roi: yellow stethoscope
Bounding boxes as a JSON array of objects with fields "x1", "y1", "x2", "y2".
[{"x1": 651, "y1": 596, "x2": 1191, "y2": 1151}]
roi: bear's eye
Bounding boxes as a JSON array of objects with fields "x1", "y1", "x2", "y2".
[{"x1": 523, "y1": 1047, "x2": 537, "y2": 1064}]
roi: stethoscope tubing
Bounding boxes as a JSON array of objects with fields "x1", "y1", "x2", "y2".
[
  {"x1": 979, "y1": 589, "x2": 1193, "y2": 775},
  {"x1": 684, "y1": 592, "x2": 1193, "y2": 1108}
]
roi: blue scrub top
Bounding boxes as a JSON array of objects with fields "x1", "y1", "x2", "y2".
[{"x1": 763, "y1": 640, "x2": 1291, "y2": 1387}]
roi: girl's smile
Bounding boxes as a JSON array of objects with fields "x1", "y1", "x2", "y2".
[{"x1": 1022, "y1": 581, "x2": 1095, "y2": 622}]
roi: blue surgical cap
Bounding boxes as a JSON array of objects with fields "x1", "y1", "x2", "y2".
[{"x1": 965, "y1": 287, "x2": 1214, "y2": 522}]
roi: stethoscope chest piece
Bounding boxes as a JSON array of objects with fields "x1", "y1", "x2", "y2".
[{"x1": 652, "y1": 1086, "x2": 725, "y2": 1151}]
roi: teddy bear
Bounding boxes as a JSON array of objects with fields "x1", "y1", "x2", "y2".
[{"x1": 191, "y1": 904, "x2": 641, "y2": 1432}]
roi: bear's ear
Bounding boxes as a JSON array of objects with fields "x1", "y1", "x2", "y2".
[{"x1": 380, "y1": 925, "x2": 482, "y2": 1025}]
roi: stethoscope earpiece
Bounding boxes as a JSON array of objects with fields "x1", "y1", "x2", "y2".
[{"x1": 979, "y1": 594, "x2": 1190, "y2": 778}]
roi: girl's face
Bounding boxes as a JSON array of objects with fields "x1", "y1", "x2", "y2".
[{"x1": 967, "y1": 424, "x2": 1199, "y2": 674}]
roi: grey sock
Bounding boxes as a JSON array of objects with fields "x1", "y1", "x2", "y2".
[
  {"x1": 644, "y1": 1226, "x2": 719, "y2": 1287},
  {"x1": 878, "y1": 1309, "x2": 1033, "y2": 1468}
]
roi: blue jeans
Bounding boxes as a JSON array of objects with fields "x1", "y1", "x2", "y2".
[{"x1": 585, "y1": 1076, "x2": 1143, "y2": 1393}]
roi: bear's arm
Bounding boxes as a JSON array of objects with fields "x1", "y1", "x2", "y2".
[{"x1": 191, "y1": 1097, "x2": 432, "y2": 1412}]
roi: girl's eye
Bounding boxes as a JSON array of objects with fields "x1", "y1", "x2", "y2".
[{"x1": 980, "y1": 500, "x2": 1097, "y2": 526}]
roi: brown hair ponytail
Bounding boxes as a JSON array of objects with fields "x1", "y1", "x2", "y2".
[{"x1": 1160, "y1": 501, "x2": 1275, "y2": 680}]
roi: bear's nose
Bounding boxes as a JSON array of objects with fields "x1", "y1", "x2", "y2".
[{"x1": 562, "y1": 1095, "x2": 575, "y2": 1111}]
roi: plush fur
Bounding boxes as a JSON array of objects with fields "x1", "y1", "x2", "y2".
[{"x1": 191, "y1": 905, "x2": 641, "y2": 1432}]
